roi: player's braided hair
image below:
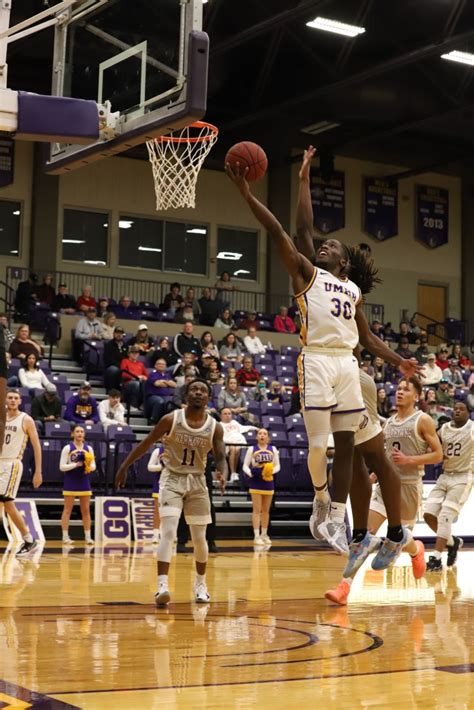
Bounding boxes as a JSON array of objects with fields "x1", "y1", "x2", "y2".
[{"x1": 346, "y1": 245, "x2": 382, "y2": 296}]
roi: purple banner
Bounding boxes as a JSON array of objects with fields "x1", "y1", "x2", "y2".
[
  {"x1": 0, "y1": 138, "x2": 14, "y2": 187},
  {"x1": 363, "y1": 176, "x2": 398, "y2": 241},
  {"x1": 416, "y1": 185, "x2": 449, "y2": 249},
  {"x1": 310, "y1": 168, "x2": 345, "y2": 234}
]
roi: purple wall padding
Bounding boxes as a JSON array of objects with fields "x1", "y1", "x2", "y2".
[{"x1": 17, "y1": 92, "x2": 99, "y2": 144}]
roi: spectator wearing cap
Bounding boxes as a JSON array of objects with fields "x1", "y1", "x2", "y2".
[
  {"x1": 98, "y1": 389, "x2": 125, "y2": 431},
  {"x1": 148, "y1": 337, "x2": 178, "y2": 369},
  {"x1": 120, "y1": 346, "x2": 148, "y2": 409},
  {"x1": 240, "y1": 310, "x2": 259, "y2": 331},
  {"x1": 244, "y1": 326, "x2": 266, "y2": 355},
  {"x1": 436, "y1": 346, "x2": 450, "y2": 371},
  {"x1": 163, "y1": 282, "x2": 184, "y2": 318},
  {"x1": 144, "y1": 358, "x2": 176, "y2": 424},
  {"x1": 104, "y1": 326, "x2": 128, "y2": 391},
  {"x1": 173, "y1": 321, "x2": 201, "y2": 358},
  {"x1": 436, "y1": 379, "x2": 454, "y2": 409},
  {"x1": 370, "y1": 320, "x2": 384, "y2": 340},
  {"x1": 37, "y1": 274, "x2": 55, "y2": 305},
  {"x1": 198, "y1": 287, "x2": 220, "y2": 326},
  {"x1": 96, "y1": 297, "x2": 110, "y2": 318},
  {"x1": 31, "y1": 382, "x2": 62, "y2": 432},
  {"x1": 115, "y1": 295, "x2": 135, "y2": 319},
  {"x1": 198, "y1": 351, "x2": 218, "y2": 380},
  {"x1": 75, "y1": 307, "x2": 104, "y2": 341},
  {"x1": 76, "y1": 285, "x2": 97, "y2": 313},
  {"x1": 236, "y1": 356, "x2": 260, "y2": 387},
  {"x1": 102, "y1": 312, "x2": 117, "y2": 340},
  {"x1": 128, "y1": 324, "x2": 154, "y2": 353},
  {"x1": 394, "y1": 336, "x2": 412, "y2": 359},
  {"x1": 52, "y1": 283, "x2": 76, "y2": 314},
  {"x1": 421, "y1": 353, "x2": 443, "y2": 385},
  {"x1": 214, "y1": 307, "x2": 236, "y2": 330},
  {"x1": 64, "y1": 382, "x2": 99, "y2": 424},
  {"x1": 443, "y1": 359, "x2": 465, "y2": 388},
  {"x1": 18, "y1": 352, "x2": 50, "y2": 391},
  {"x1": 273, "y1": 306, "x2": 296, "y2": 335},
  {"x1": 414, "y1": 343, "x2": 429, "y2": 364}
]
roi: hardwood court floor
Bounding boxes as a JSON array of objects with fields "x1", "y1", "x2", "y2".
[{"x1": 0, "y1": 540, "x2": 473, "y2": 709}]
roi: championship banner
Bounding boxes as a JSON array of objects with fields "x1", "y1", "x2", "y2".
[
  {"x1": 363, "y1": 176, "x2": 398, "y2": 241},
  {"x1": 415, "y1": 184, "x2": 449, "y2": 249},
  {"x1": 310, "y1": 168, "x2": 345, "y2": 234},
  {"x1": 0, "y1": 137, "x2": 14, "y2": 187},
  {"x1": 2, "y1": 500, "x2": 45, "y2": 542},
  {"x1": 94, "y1": 497, "x2": 131, "y2": 543},
  {"x1": 131, "y1": 498, "x2": 155, "y2": 542}
]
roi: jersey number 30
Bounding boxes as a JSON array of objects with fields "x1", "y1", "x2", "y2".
[{"x1": 331, "y1": 298, "x2": 352, "y2": 320}]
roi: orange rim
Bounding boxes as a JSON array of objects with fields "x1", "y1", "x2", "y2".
[{"x1": 155, "y1": 120, "x2": 219, "y2": 144}]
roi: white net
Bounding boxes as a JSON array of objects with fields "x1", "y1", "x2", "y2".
[{"x1": 146, "y1": 121, "x2": 218, "y2": 210}]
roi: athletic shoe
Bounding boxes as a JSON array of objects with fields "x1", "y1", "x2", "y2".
[
  {"x1": 16, "y1": 540, "x2": 38, "y2": 557},
  {"x1": 309, "y1": 496, "x2": 331, "y2": 541},
  {"x1": 85, "y1": 538, "x2": 95, "y2": 546},
  {"x1": 343, "y1": 532, "x2": 382, "y2": 577},
  {"x1": 208, "y1": 542, "x2": 219, "y2": 553},
  {"x1": 176, "y1": 543, "x2": 187, "y2": 553},
  {"x1": 371, "y1": 527, "x2": 409, "y2": 571},
  {"x1": 426, "y1": 555, "x2": 443, "y2": 572},
  {"x1": 194, "y1": 582, "x2": 211, "y2": 604},
  {"x1": 324, "y1": 580, "x2": 351, "y2": 606},
  {"x1": 152, "y1": 535, "x2": 160, "y2": 545},
  {"x1": 317, "y1": 520, "x2": 349, "y2": 555},
  {"x1": 447, "y1": 536, "x2": 463, "y2": 567},
  {"x1": 253, "y1": 536, "x2": 264, "y2": 546},
  {"x1": 261, "y1": 534, "x2": 272, "y2": 546},
  {"x1": 62, "y1": 536, "x2": 74, "y2": 545},
  {"x1": 410, "y1": 540, "x2": 426, "y2": 579},
  {"x1": 155, "y1": 583, "x2": 171, "y2": 606},
  {"x1": 229, "y1": 473, "x2": 240, "y2": 483}
]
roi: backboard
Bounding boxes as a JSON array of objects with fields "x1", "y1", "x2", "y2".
[{"x1": 45, "y1": 0, "x2": 208, "y2": 174}]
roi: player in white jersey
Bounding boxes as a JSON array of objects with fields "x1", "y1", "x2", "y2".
[
  {"x1": 116, "y1": 380, "x2": 227, "y2": 605},
  {"x1": 0, "y1": 323, "x2": 6, "y2": 451},
  {"x1": 0, "y1": 390, "x2": 42, "y2": 556},
  {"x1": 424, "y1": 401, "x2": 473, "y2": 571}
]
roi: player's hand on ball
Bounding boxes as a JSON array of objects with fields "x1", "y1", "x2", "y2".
[
  {"x1": 225, "y1": 162, "x2": 250, "y2": 198},
  {"x1": 33, "y1": 471, "x2": 42, "y2": 489},
  {"x1": 115, "y1": 466, "x2": 128, "y2": 489},
  {"x1": 299, "y1": 145, "x2": 316, "y2": 180}
]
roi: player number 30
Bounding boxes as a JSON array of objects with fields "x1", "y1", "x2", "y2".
[{"x1": 330, "y1": 298, "x2": 352, "y2": 320}]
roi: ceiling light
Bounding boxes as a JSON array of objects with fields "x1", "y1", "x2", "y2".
[
  {"x1": 186, "y1": 228, "x2": 207, "y2": 234},
  {"x1": 441, "y1": 50, "x2": 474, "y2": 66},
  {"x1": 62, "y1": 239, "x2": 86, "y2": 244},
  {"x1": 234, "y1": 269, "x2": 250, "y2": 276},
  {"x1": 10, "y1": 250, "x2": 18, "y2": 254},
  {"x1": 13, "y1": 210, "x2": 20, "y2": 216},
  {"x1": 119, "y1": 220, "x2": 134, "y2": 229},
  {"x1": 138, "y1": 246, "x2": 162, "y2": 252},
  {"x1": 302, "y1": 120, "x2": 340, "y2": 136},
  {"x1": 103, "y1": 223, "x2": 108, "y2": 227},
  {"x1": 216, "y1": 251, "x2": 242, "y2": 261},
  {"x1": 306, "y1": 16, "x2": 365, "y2": 37},
  {"x1": 83, "y1": 260, "x2": 106, "y2": 265}
]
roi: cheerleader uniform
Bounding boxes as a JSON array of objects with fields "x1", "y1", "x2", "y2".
[
  {"x1": 148, "y1": 446, "x2": 164, "y2": 499},
  {"x1": 243, "y1": 445, "x2": 280, "y2": 496},
  {"x1": 60, "y1": 442, "x2": 96, "y2": 497}
]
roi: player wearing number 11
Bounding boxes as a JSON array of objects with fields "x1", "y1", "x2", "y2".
[{"x1": 115, "y1": 380, "x2": 227, "y2": 606}]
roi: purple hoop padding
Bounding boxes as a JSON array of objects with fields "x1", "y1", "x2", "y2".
[{"x1": 17, "y1": 92, "x2": 99, "y2": 144}]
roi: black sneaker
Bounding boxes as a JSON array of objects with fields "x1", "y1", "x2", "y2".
[
  {"x1": 208, "y1": 542, "x2": 219, "y2": 554},
  {"x1": 16, "y1": 540, "x2": 38, "y2": 557},
  {"x1": 447, "y1": 536, "x2": 463, "y2": 567},
  {"x1": 426, "y1": 555, "x2": 442, "y2": 572},
  {"x1": 176, "y1": 543, "x2": 187, "y2": 553}
]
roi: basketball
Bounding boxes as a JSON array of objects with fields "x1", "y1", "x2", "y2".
[{"x1": 225, "y1": 141, "x2": 268, "y2": 182}]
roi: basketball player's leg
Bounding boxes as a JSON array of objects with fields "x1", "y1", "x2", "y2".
[
  {"x1": 260, "y1": 494, "x2": 273, "y2": 544},
  {"x1": 152, "y1": 498, "x2": 161, "y2": 544},
  {"x1": 61, "y1": 496, "x2": 75, "y2": 543},
  {"x1": 425, "y1": 475, "x2": 470, "y2": 569},
  {"x1": 156, "y1": 473, "x2": 184, "y2": 605},
  {"x1": 79, "y1": 496, "x2": 93, "y2": 544},
  {"x1": 251, "y1": 493, "x2": 263, "y2": 543},
  {"x1": 184, "y1": 475, "x2": 212, "y2": 603},
  {"x1": 3, "y1": 501, "x2": 29, "y2": 538}
]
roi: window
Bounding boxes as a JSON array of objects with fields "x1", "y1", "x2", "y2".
[
  {"x1": 163, "y1": 222, "x2": 208, "y2": 275},
  {"x1": 0, "y1": 200, "x2": 21, "y2": 257},
  {"x1": 217, "y1": 227, "x2": 258, "y2": 281},
  {"x1": 62, "y1": 209, "x2": 108, "y2": 265},
  {"x1": 119, "y1": 216, "x2": 163, "y2": 269}
]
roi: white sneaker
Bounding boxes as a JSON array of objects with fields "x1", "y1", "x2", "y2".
[
  {"x1": 62, "y1": 536, "x2": 74, "y2": 545},
  {"x1": 152, "y1": 534, "x2": 160, "y2": 545},
  {"x1": 229, "y1": 472, "x2": 240, "y2": 483},
  {"x1": 194, "y1": 581, "x2": 211, "y2": 603},
  {"x1": 155, "y1": 582, "x2": 171, "y2": 606},
  {"x1": 317, "y1": 519, "x2": 350, "y2": 555},
  {"x1": 85, "y1": 538, "x2": 95, "y2": 546},
  {"x1": 261, "y1": 534, "x2": 272, "y2": 546},
  {"x1": 254, "y1": 535, "x2": 264, "y2": 546},
  {"x1": 309, "y1": 496, "x2": 331, "y2": 541}
]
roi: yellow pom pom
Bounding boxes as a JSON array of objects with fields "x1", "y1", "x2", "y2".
[
  {"x1": 83, "y1": 450, "x2": 95, "y2": 474},
  {"x1": 262, "y1": 463, "x2": 274, "y2": 481}
]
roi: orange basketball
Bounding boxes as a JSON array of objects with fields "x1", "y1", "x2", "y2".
[{"x1": 225, "y1": 141, "x2": 268, "y2": 182}]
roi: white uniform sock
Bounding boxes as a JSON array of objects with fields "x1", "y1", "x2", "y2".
[
  {"x1": 158, "y1": 574, "x2": 168, "y2": 587},
  {"x1": 261, "y1": 528, "x2": 268, "y2": 536},
  {"x1": 447, "y1": 535, "x2": 455, "y2": 547},
  {"x1": 23, "y1": 532, "x2": 33, "y2": 543},
  {"x1": 84, "y1": 531, "x2": 92, "y2": 542},
  {"x1": 329, "y1": 502, "x2": 346, "y2": 524},
  {"x1": 432, "y1": 550, "x2": 442, "y2": 560},
  {"x1": 253, "y1": 528, "x2": 260, "y2": 538},
  {"x1": 195, "y1": 573, "x2": 206, "y2": 585}
]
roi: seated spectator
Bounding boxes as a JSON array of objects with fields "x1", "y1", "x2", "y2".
[
  {"x1": 409, "y1": 315, "x2": 421, "y2": 337},
  {"x1": 467, "y1": 384, "x2": 474, "y2": 411},
  {"x1": 52, "y1": 283, "x2": 76, "y2": 314},
  {"x1": 128, "y1": 324, "x2": 154, "y2": 353},
  {"x1": 144, "y1": 358, "x2": 176, "y2": 424},
  {"x1": 215, "y1": 270, "x2": 236, "y2": 308},
  {"x1": 172, "y1": 372, "x2": 196, "y2": 409},
  {"x1": 273, "y1": 306, "x2": 296, "y2": 334},
  {"x1": 75, "y1": 307, "x2": 104, "y2": 341},
  {"x1": 244, "y1": 326, "x2": 266, "y2": 355},
  {"x1": 182, "y1": 287, "x2": 201, "y2": 319},
  {"x1": 373, "y1": 356, "x2": 388, "y2": 384},
  {"x1": 376, "y1": 388, "x2": 391, "y2": 419},
  {"x1": 419, "y1": 388, "x2": 437, "y2": 413},
  {"x1": 173, "y1": 353, "x2": 200, "y2": 385},
  {"x1": 102, "y1": 312, "x2": 117, "y2": 340},
  {"x1": 370, "y1": 320, "x2": 384, "y2": 340},
  {"x1": 148, "y1": 337, "x2": 178, "y2": 369},
  {"x1": 15, "y1": 273, "x2": 39, "y2": 320},
  {"x1": 175, "y1": 305, "x2": 198, "y2": 324},
  {"x1": 98, "y1": 389, "x2": 125, "y2": 430},
  {"x1": 76, "y1": 285, "x2": 97, "y2": 313},
  {"x1": 0, "y1": 313, "x2": 14, "y2": 346},
  {"x1": 287, "y1": 378, "x2": 301, "y2": 415},
  {"x1": 248, "y1": 377, "x2": 268, "y2": 402},
  {"x1": 240, "y1": 310, "x2": 259, "y2": 331},
  {"x1": 383, "y1": 322, "x2": 395, "y2": 341},
  {"x1": 214, "y1": 308, "x2": 236, "y2": 330},
  {"x1": 104, "y1": 326, "x2": 128, "y2": 391},
  {"x1": 421, "y1": 353, "x2": 443, "y2": 385},
  {"x1": 114, "y1": 295, "x2": 135, "y2": 319},
  {"x1": 436, "y1": 345, "x2": 450, "y2": 370},
  {"x1": 163, "y1": 282, "x2": 184, "y2": 317},
  {"x1": 397, "y1": 321, "x2": 416, "y2": 344},
  {"x1": 64, "y1": 381, "x2": 99, "y2": 424},
  {"x1": 173, "y1": 322, "x2": 201, "y2": 358},
  {"x1": 217, "y1": 377, "x2": 248, "y2": 416},
  {"x1": 120, "y1": 346, "x2": 148, "y2": 409},
  {"x1": 219, "y1": 332, "x2": 243, "y2": 363},
  {"x1": 200, "y1": 331, "x2": 220, "y2": 359},
  {"x1": 199, "y1": 287, "x2": 220, "y2": 326},
  {"x1": 361, "y1": 354, "x2": 375, "y2": 378},
  {"x1": 436, "y1": 379, "x2": 454, "y2": 408},
  {"x1": 268, "y1": 380, "x2": 288, "y2": 404},
  {"x1": 205, "y1": 358, "x2": 224, "y2": 385},
  {"x1": 236, "y1": 355, "x2": 260, "y2": 387},
  {"x1": 443, "y1": 359, "x2": 465, "y2": 388},
  {"x1": 394, "y1": 336, "x2": 412, "y2": 359},
  {"x1": 37, "y1": 274, "x2": 55, "y2": 305},
  {"x1": 18, "y1": 353, "x2": 50, "y2": 391},
  {"x1": 451, "y1": 343, "x2": 471, "y2": 369},
  {"x1": 199, "y1": 352, "x2": 219, "y2": 378},
  {"x1": 9, "y1": 324, "x2": 44, "y2": 361},
  {"x1": 31, "y1": 382, "x2": 62, "y2": 431},
  {"x1": 96, "y1": 297, "x2": 110, "y2": 318},
  {"x1": 414, "y1": 343, "x2": 429, "y2": 364},
  {"x1": 220, "y1": 407, "x2": 257, "y2": 482}
]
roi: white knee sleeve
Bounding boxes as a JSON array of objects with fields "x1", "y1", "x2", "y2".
[
  {"x1": 190, "y1": 524, "x2": 208, "y2": 564},
  {"x1": 307, "y1": 447, "x2": 328, "y2": 489},
  {"x1": 156, "y1": 516, "x2": 179, "y2": 563},
  {"x1": 437, "y1": 507, "x2": 457, "y2": 541}
]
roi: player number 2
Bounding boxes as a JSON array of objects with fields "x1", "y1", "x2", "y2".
[
  {"x1": 330, "y1": 298, "x2": 352, "y2": 320},
  {"x1": 181, "y1": 448, "x2": 196, "y2": 466}
]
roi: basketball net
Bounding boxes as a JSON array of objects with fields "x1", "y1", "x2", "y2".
[{"x1": 146, "y1": 121, "x2": 218, "y2": 210}]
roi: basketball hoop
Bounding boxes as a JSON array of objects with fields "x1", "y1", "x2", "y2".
[{"x1": 147, "y1": 121, "x2": 218, "y2": 210}]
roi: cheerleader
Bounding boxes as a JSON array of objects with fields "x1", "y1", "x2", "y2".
[
  {"x1": 59, "y1": 424, "x2": 96, "y2": 545},
  {"x1": 243, "y1": 428, "x2": 280, "y2": 546},
  {"x1": 148, "y1": 445, "x2": 164, "y2": 544}
]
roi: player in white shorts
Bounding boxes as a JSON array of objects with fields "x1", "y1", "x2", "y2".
[
  {"x1": 424, "y1": 401, "x2": 473, "y2": 571},
  {"x1": 116, "y1": 379, "x2": 227, "y2": 606},
  {"x1": 0, "y1": 390, "x2": 42, "y2": 556}
]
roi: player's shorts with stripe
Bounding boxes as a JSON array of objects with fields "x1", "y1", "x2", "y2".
[
  {"x1": 0, "y1": 460, "x2": 23, "y2": 502},
  {"x1": 370, "y1": 479, "x2": 423, "y2": 527},
  {"x1": 297, "y1": 349, "x2": 364, "y2": 415},
  {"x1": 354, "y1": 410, "x2": 383, "y2": 447},
  {"x1": 424, "y1": 472, "x2": 473, "y2": 517},
  {"x1": 159, "y1": 469, "x2": 211, "y2": 525}
]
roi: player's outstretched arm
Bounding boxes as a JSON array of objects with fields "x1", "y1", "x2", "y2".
[
  {"x1": 212, "y1": 423, "x2": 228, "y2": 494},
  {"x1": 295, "y1": 145, "x2": 318, "y2": 263},
  {"x1": 225, "y1": 163, "x2": 314, "y2": 293},
  {"x1": 392, "y1": 414, "x2": 443, "y2": 467},
  {"x1": 25, "y1": 415, "x2": 42, "y2": 489},
  {"x1": 115, "y1": 414, "x2": 173, "y2": 489}
]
